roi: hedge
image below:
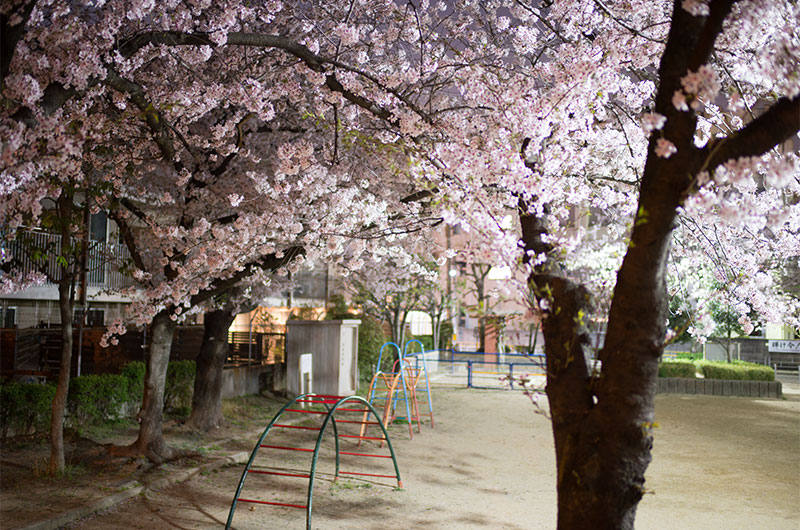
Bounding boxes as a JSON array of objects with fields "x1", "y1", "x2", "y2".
[
  {"x1": 696, "y1": 360, "x2": 775, "y2": 381},
  {"x1": 121, "y1": 360, "x2": 196, "y2": 412},
  {"x1": 121, "y1": 361, "x2": 146, "y2": 402},
  {"x1": 67, "y1": 374, "x2": 129, "y2": 430},
  {"x1": 0, "y1": 382, "x2": 56, "y2": 438},
  {"x1": 658, "y1": 361, "x2": 697, "y2": 378},
  {"x1": 0, "y1": 360, "x2": 197, "y2": 438},
  {"x1": 164, "y1": 360, "x2": 196, "y2": 412}
]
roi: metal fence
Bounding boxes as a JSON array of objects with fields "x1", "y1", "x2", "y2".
[
  {"x1": 2, "y1": 230, "x2": 135, "y2": 290},
  {"x1": 405, "y1": 350, "x2": 547, "y2": 390},
  {"x1": 0, "y1": 326, "x2": 287, "y2": 381}
]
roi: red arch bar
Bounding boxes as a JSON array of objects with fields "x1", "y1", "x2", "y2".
[{"x1": 237, "y1": 498, "x2": 306, "y2": 509}]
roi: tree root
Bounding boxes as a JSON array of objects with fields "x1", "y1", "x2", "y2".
[{"x1": 103, "y1": 440, "x2": 192, "y2": 464}]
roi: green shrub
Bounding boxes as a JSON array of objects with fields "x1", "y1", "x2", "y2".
[
  {"x1": 409, "y1": 335, "x2": 434, "y2": 352},
  {"x1": 121, "y1": 361, "x2": 145, "y2": 403},
  {"x1": 0, "y1": 382, "x2": 55, "y2": 438},
  {"x1": 439, "y1": 321, "x2": 454, "y2": 350},
  {"x1": 67, "y1": 374, "x2": 129, "y2": 430},
  {"x1": 164, "y1": 360, "x2": 196, "y2": 412},
  {"x1": 122, "y1": 360, "x2": 196, "y2": 413},
  {"x1": 355, "y1": 316, "x2": 390, "y2": 386},
  {"x1": 697, "y1": 360, "x2": 774, "y2": 381},
  {"x1": 658, "y1": 361, "x2": 697, "y2": 378},
  {"x1": 675, "y1": 352, "x2": 702, "y2": 361}
]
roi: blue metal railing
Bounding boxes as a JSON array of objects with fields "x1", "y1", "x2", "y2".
[{"x1": 403, "y1": 350, "x2": 547, "y2": 390}]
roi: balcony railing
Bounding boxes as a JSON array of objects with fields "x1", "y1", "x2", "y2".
[{"x1": 1, "y1": 230, "x2": 135, "y2": 291}]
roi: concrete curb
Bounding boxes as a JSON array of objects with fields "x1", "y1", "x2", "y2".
[
  {"x1": 18, "y1": 451, "x2": 250, "y2": 530},
  {"x1": 656, "y1": 377, "x2": 782, "y2": 398}
]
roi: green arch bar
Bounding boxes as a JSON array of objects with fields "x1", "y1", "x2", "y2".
[{"x1": 226, "y1": 393, "x2": 402, "y2": 530}]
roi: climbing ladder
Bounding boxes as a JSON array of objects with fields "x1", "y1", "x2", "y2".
[
  {"x1": 362, "y1": 342, "x2": 415, "y2": 440},
  {"x1": 403, "y1": 339, "x2": 435, "y2": 429},
  {"x1": 226, "y1": 393, "x2": 402, "y2": 530}
]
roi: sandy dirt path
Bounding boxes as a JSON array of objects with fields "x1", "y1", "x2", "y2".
[{"x1": 67, "y1": 386, "x2": 799, "y2": 529}]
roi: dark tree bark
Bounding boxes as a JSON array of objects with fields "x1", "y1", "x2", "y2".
[
  {"x1": 186, "y1": 308, "x2": 237, "y2": 432},
  {"x1": 47, "y1": 193, "x2": 79, "y2": 475},
  {"x1": 124, "y1": 309, "x2": 179, "y2": 463},
  {"x1": 0, "y1": 0, "x2": 36, "y2": 84},
  {"x1": 48, "y1": 273, "x2": 74, "y2": 474},
  {"x1": 520, "y1": 2, "x2": 800, "y2": 528},
  {"x1": 108, "y1": 249, "x2": 302, "y2": 462}
]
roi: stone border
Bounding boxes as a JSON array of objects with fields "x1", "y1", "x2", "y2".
[{"x1": 656, "y1": 378, "x2": 782, "y2": 398}]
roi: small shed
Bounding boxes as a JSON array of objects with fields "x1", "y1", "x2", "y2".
[{"x1": 285, "y1": 320, "x2": 361, "y2": 397}]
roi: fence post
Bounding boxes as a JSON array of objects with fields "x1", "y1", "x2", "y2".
[
  {"x1": 467, "y1": 360, "x2": 473, "y2": 388},
  {"x1": 509, "y1": 363, "x2": 514, "y2": 389}
]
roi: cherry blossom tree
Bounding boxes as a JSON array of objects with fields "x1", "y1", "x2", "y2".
[
  {"x1": 419, "y1": 277, "x2": 452, "y2": 352},
  {"x1": 3, "y1": 1, "x2": 798, "y2": 527},
  {"x1": 2, "y1": 0, "x2": 436, "y2": 462},
  {"x1": 185, "y1": 287, "x2": 253, "y2": 433},
  {"x1": 1, "y1": 188, "x2": 88, "y2": 475},
  {"x1": 186, "y1": 277, "x2": 290, "y2": 433},
  {"x1": 509, "y1": 2, "x2": 800, "y2": 527},
  {"x1": 343, "y1": 239, "x2": 438, "y2": 354}
]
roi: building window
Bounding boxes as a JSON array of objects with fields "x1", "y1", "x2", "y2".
[
  {"x1": 2, "y1": 307, "x2": 16, "y2": 328},
  {"x1": 90, "y1": 212, "x2": 108, "y2": 242},
  {"x1": 74, "y1": 308, "x2": 105, "y2": 327}
]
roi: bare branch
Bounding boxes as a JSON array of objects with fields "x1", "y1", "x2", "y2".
[
  {"x1": 189, "y1": 246, "x2": 305, "y2": 306},
  {"x1": 592, "y1": 0, "x2": 666, "y2": 43},
  {"x1": 107, "y1": 208, "x2": 148, "y2": 275},
  {"x1": 104, "y1": 68, "x2": 177, "y2": 163},
  {"x1": 697, "y1": 95, "x2": 800, "y2": 174}
]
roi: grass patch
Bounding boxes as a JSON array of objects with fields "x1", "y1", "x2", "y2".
[
  {"x1": 32, "y1": 459, "x2": 88, "y2": 481},
  {"x1": 329, "y1": 480, "x2": 373, "y2": 494},
  {"x1": 81, "y1": 417, "x2": 138, "y2": 441},
  {"x1": 222, "y1": 395, "x2": 282, "y2": 423}
]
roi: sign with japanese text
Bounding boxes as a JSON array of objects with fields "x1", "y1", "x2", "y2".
[{"x1": 768, "y1": 340, "x2": 800, "y2": 353}]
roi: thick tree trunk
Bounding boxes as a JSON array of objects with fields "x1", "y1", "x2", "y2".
[
  {"x1": 521, "y1": 175, "x2": 677, "y2": 528},
  {"x1": 521, "y1": 119, "x2": 683, "y2": 529},
  {"x1": 516, "y1": 4, "x2": 784, "y2": 526},
  {"x1": 127, "y1": 309, "x2": 179, "y2": 463},
  {"x1": 186, "y1": 309, "x2": 236, "y2": 432},
  {"x1": 48, "y1": 279, "x2": 73, "y2": 475}
]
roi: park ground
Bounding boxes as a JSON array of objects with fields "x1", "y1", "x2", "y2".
[{"x1": 1, "y1": 379, "x2": 798, "y2": 529}]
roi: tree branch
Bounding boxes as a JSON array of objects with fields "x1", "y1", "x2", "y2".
[
  {"x1": 592, "y1": 0, "x2": 666, "y2": 43},
  {"x1": 688, "y1": 0, "x2": 738, "y2": 71},
  {"x1": 104, "y1": 68, "x2": 177, "y2": 163},
  {"x1": 189, "y1": 246, "x2": 305, "y2": 306},
  {"x1": 697, "y1": 95, "x2": 800, "y2": 174},
  {"x1": 400, "y1": 189, "x2": 438, "y2": 204},
  {"x1": 118, "y1": 31, "x2": 403, "y2": 126},
  {"x1": 1, "y1": 0, "x2": 37, "y2": 83},
  {"x1": 106, "y1": 208, "x2": 148, "y2": 274}
]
